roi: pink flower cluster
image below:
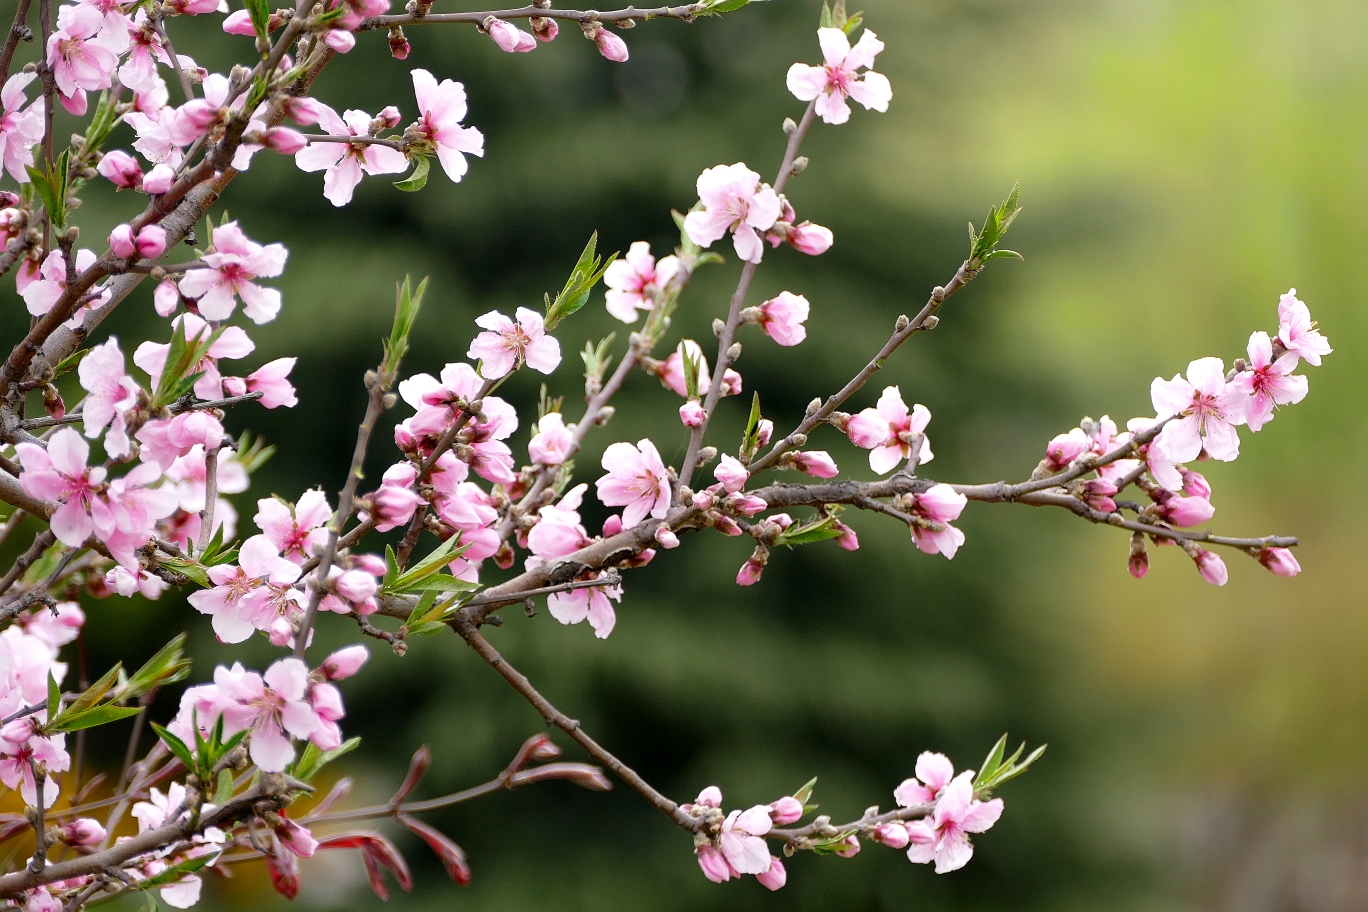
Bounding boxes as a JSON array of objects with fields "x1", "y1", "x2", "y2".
[{"x1": 893, "y1": 752, "x2": 1003, "y2": 873}]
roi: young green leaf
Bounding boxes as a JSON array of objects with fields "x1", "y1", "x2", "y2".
[
  {"x1": 150, "y1": 722, "x2": 195, "y2": 771},
  {"x1": 968, "y1": 181, "x2": 1023, "y2": 265},
  {"x1": 394, "y1": 155, "x2": 430, "y2": 193},
  {"x1": 121, "y1": 634, "x2": 192, "y2": 703},
  {"x1": 48, "y1": 703, "x2": 143, "y2": 733},
  {"x1": 292, "y1": 736, "x2": 361, "y2": 783}
]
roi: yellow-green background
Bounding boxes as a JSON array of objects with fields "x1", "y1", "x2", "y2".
[{"x1": 5, "y1": 0, "x2": 1364, "y2": 909}]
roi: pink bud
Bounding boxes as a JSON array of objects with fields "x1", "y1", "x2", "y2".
[
  {"x1": 793, "y1": 451, "x2": 839, "y2": 478},
  {"x1": 1258, "y1": 546, "x2": 1301, "y2": 577},
  {"x1": 695, "y1": 785, "x2": 722, "y2": 807},
  {"x1": 736, "y1": 555, "x2": 765, "y2": 586},
  {"x1": 335, "y1": 569, "x2": 378, "y2": 602},
  {"x1": 324, "y1": 28, "x2": 357, "y2": 53},
  {"x1": 768, "y1": 796, "x2": 803, "y2": 825},
  {"x1": 137, "y1": 224, "x2": 167, "y2": 258},
  {"x1": 692, "y1": 491, "x2": 713, "y2": 510},
  {"x1": 154, "y1": 278, "x2": 180, "y2": 316},
  {"x1": 1179, "y1": 467, "x2": 1211, "y2": 499},
  {"x1": 593, "y1": 26, "x2": 629, "y2": 62},
  {"x1": 488, "y1": 19, "x2": 536, "y2": 52},
  {"x1": 1128, "y1": 534, "x2": 1149, "y2": 579},
  {"x1": 321, "y1": 644, "x2": 369, "y2": 681},
  {"x1": 222, "y1": 9, "x2": 256, "y2": 34},
  {"x1": 367, "y1": 483, "x2": 424, "y2": 532},
  {"x1": 143, "y1": 163, "x2": 175, "y2": 194},
  {"x1": 59, "y1": 818, "x2": 106, "y2": 847},
  {"x1": 787, "y1": 221, "x2": 833, "y2": 256},
  {"x1": 655, "y1": 526, "x2": 680, "y2": 549},
  {"x1": 714, "y1": 515, "x2": 742, "y2": 536},
  {"x1": 0, "y1": 717, "x2": 38, "y2": 744},
  {"x1": 284, "y1": 97, "x2": 326, "y2": 126},
  {"x1": 269, "y1": 617, "x2": 296, "y2": 647},
  {"x1": 725, "y1": 494, "x2": 767, "y2": 517},
  {"x1": 768, "y1": 513, "x2": 794, "y2": 530},
  {"x1": 109, "y1": 224, "x2": 137, "y2": 258},
  {"x1": 261, "y1": 127, "x2": 308, "y2": 154},
  {"x1": 389, "y1": 27, "x2": 410, "y2": 59},
  {"x1": 1080, "y1": 479, "x2": 1117, "y2": 514},
  {"x1": 602, "y1": 514, "x2": 623, "y2": 537},
  {"x1": 696, "y1": 845, "x2": 732, "y2": 883},
  {"x1": 1193, "y1": 548, "x2": 1228, "y2": 586},
  {"x1": 720, "y1": 368, "x2": 743, "y2": 397},
  {"x1": 835, "y1": 834, "x2": 861, "y2": 858},
  {"x1": 870, "y1": 822, "x2": 909, "y2": 849},
  {"x1": 375, "y1": 106, "x2": 402, "y2": 129},
  {"x1": 714, "y1": 454, "x2": 747, "y2": 494},
  {"x1": 97, "y1": 150, "x2": 143, "y2": 190},
  {"x1": 352, "y1": 554, "x2": 388, "y2": 577},
  {"x1": 1155, "y1": 492, "x2": 1214, "y2": 527},
  {"x1": 1045, "y1": 430, "x2": 1089, "y2": 470},
  {"x1": 275, "y1": 817, "x2": 319, "y2": 858},
  {"x1": 834, "y1": 521, "x2": 859, "y2": 551},
  {"x1": 532, "y1": 17, "x2": 558, "y2": 41},
  {"x1": 679, "y1": 400, "x2": 704, "y2": 427},
  {"x1": 756, "y1": 856, "x2": 787, "y2": 890},
  {"x1": 755, "y1": 419, "x2": 774, "y2": 446}
]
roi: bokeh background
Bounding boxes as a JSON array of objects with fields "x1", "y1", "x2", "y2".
[{"x1": 6, "y1": 0, "x2": 1367, "y2": 909}]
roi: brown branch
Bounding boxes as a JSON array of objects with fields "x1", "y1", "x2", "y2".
[
  {"x1": 454, "y1": 620, "x2": 698, "y2": 830},
  {"x1": 359, "y1": 3, "x2": 706, "y2": 30},
  {"x1": 0, "y1": 0, "x2": 34, "y2": 84}
]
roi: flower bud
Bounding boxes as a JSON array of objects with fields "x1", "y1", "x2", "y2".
[
  {"x1": 335, "y1": 569, "x2": 378, "y2": 602},
  {"x1": 41, "y1": 385, "x2": 64, "y2": 420},
  {"x1": 1153, "y1": 490, "x2": 1214, "y2": 527},
  {"x1": 261, "y1": 127, "x2": 308, "y2": 154},
  {"x1": 835, "y1": 834, "x2": 861, "y2": 857},
  {"x1": 143, "y1": 163, "x2": 175, "y2": 194},
  {"x1": 755, "y1": 419, "x2": 774, "y2": 446},
  {"x1": 1179, "y1": 467, "x2": 1211, "y2": 499},
  {"x1": 0, "y1": 716, "x2": 39, "y2": 744},
  {"x1": 870, "y1": 822, "x2": 909, "y2": 849},
  {"x1": 655, "y1": 526, "x2": 680, "y2": 549},
  {"x1": 324, "y1": 28, "x2": 357, "y2": 53},
  {"x1": 768, "y1": 796, "x2": 803, "y2": 825},
  {"x1": 1193, "y1": 548, "x2": 1228, "y2": 586},
  {"x1": 602, "y1": 514, "x2": 623, "y2": 537},
  {"x1": 58, "y1": 818, "x2": 106, "y2": 847},
  {"x1": 756, "y1": 856, "x2": 786, "y2": 890},
  {"x1": 695, "y1": 785, "x2": 722, "y2": 808},
  {"x1": 593, "y1": 26, "x2": 629, "y2": 62},
  {"x1": 269, "y1": 617, "x2": 297, "y2": 647},
  {"x1": 109, "y1": 223, "x2": 137, "y2": 258},
  {"x1": 154, "y1": 278, "x2": 180, "y2": 316},
  {"x1": 679, "y1": 400, "x2": 704, "y2": 427},
  {"x1": 388, "y1": 26, "x2": 410, "y2": 59},
  {"x1": 1257, "y1": 546, "x2": 1301, "y2": 577},
  {"x1": 97, "y1": 150, "x2": 143, "y2": 190},
  {"x1": 221, "y1": 9, "x2": 256, "y2": 35},
  {"x1": 792, "y1": 450, "x2": 838, "y2": 478},
  {"x1": 321, "y1": 644, "x2": 369, "y2": 681},
  {"x1": 375, "y1": 106, "x2": 402, "y2": 130},
  {"x1": 1128, "y1": 532, "x2": 1149, "y2": 579},
  {"x1": 787, "y1": 221, "x2": 833, "y2": 256},
  {"x1": 725, "y1": 494, "x2": 767, "y2": 517},
  {"x1": 531, "y1": 16, "x2": 558, "y2": 40},
  {"x1": 487, "y1": 18, "x2": 536, "y2": 52},
  {"x1": 834, "y1": 521, "x2": 859, "y2": 551},
  {"x1": 696, "y1": 845, "x2": 731, "y2": 883},
  {"x1": 736, "y1": 550, "x2": 767, "y2": 587}
]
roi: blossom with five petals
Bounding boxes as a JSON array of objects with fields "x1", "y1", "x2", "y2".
[
  {"x1": 603, "y1": 241, "x2": 680, "y2": 323},
  {"x1": 683, "y1": 163, "x2": 782, "y2": 263},
  {"x1": 178, "y1": 221, "x2": 288, "y2": 324},
  {"x1": 845, "y1": 386, "x2": 934, "y2": 474},
  {"x1": 466, "y1": 307, "x2": 561, "y2": 379},
  {"x1": 1276, "y1": 289, "x2": 1330, "y2": 366},
  {"x1": 786, "y1": 28, "x2": 892, "y2": 125},
  {"x1": 1231, "y1": 331, "x2": 1308, "y2": 432},
  {"x1": 904, "y1": 771, "x2": 1003, "y2": 873},
  {"x1": 411, "y1": 69, "x2": 484, "y2": 182},
  {"x1": 596, "y1": 439, "x2": 671, "y2": 527},
  {"x1": 1150, "y1": 357, "x2": 1246, "y2": 463},
  {"x1": 294, "y1": 104, "x2": 408, "y2": 206}
]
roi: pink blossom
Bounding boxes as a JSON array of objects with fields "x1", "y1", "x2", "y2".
[
  {"x1": 16, "y1": 430, "x2": 113, "y2": 548},
  {"x1": 109, "y1": 223, "x2": 166, "y2": 260},
  {"x1": 1151, "y1": 357, "x2": 1246, "y2": 463},
  {"x1": 894, "y1": 751, "x2": 955, "y2": 807},
  {"x1": 178, "y1": 221, "x2": 288, "y2": 324},
  {"x1": 714, "y1": 454, "x2": 748, "y2": 493},
  {"x1": 77, "y1": 337, "x2": 140, "y2": 458},
  {"x1": 242, "y1": 357, "x2": 299, "y2": 408},
  {"x1": 411, "y1": 69, "x2": 484, "y2": 182},
  {"x1": 596, "y1": 439, "x2": 671, "y2": 527},
  {"x1": 119, "y1": 15, "x2": 171, "y2": 93},
  {"x1": 754, "y1": 292, "x2": 809, "y2": 346},
  {"x1": 0, "y1": 73, "x2": 44, "y2": 183},
  {"x1": 593, "y1": 26, "x2": 629, "y2": 62},
  {"x1": 58, "y1": 817, "x2": 106, "y2": 846},
  {"x1": 46, "y1": 6, "x2": 119, "y2": 114},
  {"x1": 1276, "y1": 289, "x2": 1330, "y2": 366},
  {"x1": 1043, "y1": 428, "x2": 1089, "y2": 472},
  {"x1": 102, "y1": 464, "x2": 178, "y2": 568},
  {"x1": 846, "y1": 386, "x2": 933, "y2": 474},
  {"x1": 547, "y1": 577, "x2": 622, "y2": 638},
  {"x1": 222, "y1": 9, "x2": 256, "y2": 35},
  {"x1": 603, "y1": 241, "x2": 680, "y2": 323},
  {"x1": 1124, "y1": 417, "x2": 1183, "y2": 491},
  {"x1": 22, "y1": 248, "x2": 108, "y2": 321},
  {"x1": 135, "y1": 411, "x2": 225, "y2": 471},
  {"x1": 212, "y1": 658, "x2": 337, "y2": 771},
  {"x1": 0, "y1": 731, "x2": 67, "y2": 805},
  {"x1": 295, "y1": 104, "x2": 409, "y2": 206},
  {"x1": 467, "y1": 307, "x2": 561, "y2": 379},
  {"x1": 719, "y1": 805, "x2": 773, "y2": 875},
  {"x1": 1193, "y1": 548, "x2": 1228, "y2": 586},
  {"x1": 187, "y1": 535, "x2": 300, "y2": 643},
  {"x1": 679, "y1": 400, "x2": 704, "y2": 427},
  {"x1": 1259, "y1": 547, "x2": 1301, "y2": 578},
  {"x1": 904, "y1": 771, "x2": 1003, "y2": 874},
  {"x1": 656, "y1": 339, "x2": 740, "y2": 399},
  {"x1": 486, "y1": 18, "x2": 536, "y2": 52},
  {"x1": 255, "y1": 490, "x2": 332, "y2": 564},
  {"x1": 909, "y1": 483, "x2": 967, "y2": 559},
  {"x1": 1152, "y1": 490, "x2": 1214, "y2": 527},
  {"x1": 527, "y1": 485, "x2": 593, "y2": 561},
  {"x1": 321, "y1": 645, "x2": 369, "y2": 681},
  {"x1": 1231, "y1": 331, "x2": 1308, "y2": 432},
  {"x1": 683, "y1": 163, "x2": 783, "y2": 263},
  {"x1": 529, "y1": 412, "x2": 575, "y2": 465},
  {"x1": 786, "y1": 28, "x2": 892, "y2": 125}
]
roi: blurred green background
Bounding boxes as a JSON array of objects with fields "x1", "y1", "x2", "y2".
[{"x1": 9, "y1": 0, "x2": 1368, "y2": 909}]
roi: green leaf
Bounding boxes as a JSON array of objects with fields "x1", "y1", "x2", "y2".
[
  {"x1": 292, "y1": 736, "x2": 360, "y2": 783},
  {"x1": 151, "y1": 321, "x2": 223, "y2": 410},
  {"x1": 159, "y1": 556, "x2": 210, "y2": 589},
  {"x1": 393, "y1": 155, "x2": 430, "y2": 192},
  {"x1": 383, "y1": 276, "x2": 427, "y2": 374},
  {"x1": 976, "y1": 734, "x2": 1008, "y2": 784},
  {"x1": 792, "y1": 776, "x2": 818, "y2": 805},
  {"x1": 244, "y1": 0, "x2": 270, "y2": 40},
  {"x1": 544, "y1": 232, "x2": 617, "y2": 330},
  {"x1": 383, "y1": 534, "x2": 473, "y2": 596},
  {"x1": 778, "y1": 526, "x2": 842, "y2": 546},
  {"x1": 214, "y1": 768, "x2": 233, "y2": 805},
  {"x1": 121, "y1": 634, "x2": 192, "y2": 702},
  {"x1": 60, "y1": 663, "x2": 122, "y2": 718},
  {"x1": 137, "y1": 851, "x2": 221, "y2": 889},
  {"x1": 52, "y1": 348, "x2": 89, "y2": 379},
  {"x1": 48, "y1": 703, "x2": 143, "y2": 733},
  {"x1": 25, "y1": 152, "x2": 69, "y2": 231},
  {"x1": 151, "y1": 722, "x2": 195, "y2": 771},
  {"x1": 707, "y1": 0, "x2": 750, "y2": 11},
  {"x1": 83, "y1": 90, "x2": 122, "y2": 152},
  {"x1": 968, "y1": 181, "x2": 1023, "y2": 265},
  {"x1": 46, "y1": 672, "x2": 59, "y2": 720}
]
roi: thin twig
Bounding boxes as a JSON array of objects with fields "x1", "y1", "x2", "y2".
[
  {"x1": 359, "y1": 3, "x2": 706, "y2": 30},
  {"x1": 0, "y1": 0, "x2": 34, "y2": 84}
]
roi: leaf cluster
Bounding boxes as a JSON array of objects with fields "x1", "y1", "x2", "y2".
[
  {"x1": 972, "y1": 733, "x2": 1046, "y2": 799},
  {"x1": 968, "y1": 181, "x2": 1023, "y2": 266},
  {"x1": 544, "y1": 233, "x2": 616, "y2": 331}
]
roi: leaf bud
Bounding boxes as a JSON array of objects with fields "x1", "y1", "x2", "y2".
[
  {"x1": 382, "y1": 392, "x2": 397, "y2": 408},
  {"x1": 922, "y1": 315, "x2": 940, "y2": 330},
  {"x1": 727, "y1": 342, "x2": 741, "y2": 360},
  {"x1": 594, "y1": 405, "x2": 615, "y2": 426},
  {"x1": 805, "y1": 398, "x2": 822, "y2": 416},
  {"x1": 782, "y1": 117, "x2": 798, "y2": 136},
  {"x1": 697, "y1": 446, "x2": 717, "y2": 466},
  {"x1": 392, "y1": 640, "x2": 408, "y2": 657},
  {"x1": 63, "y1": 226, "x2": 79, "y2": 242},
  {"x1": 712, "y1": 318, "x2": 725, "y2": 337},
  {"x1": 895, "y1": 314, "x2": 910, "y2": 331},
  {"x1": 787, "y1": 433, "x2": 807, "y2": 447},
  {"x1": 790, "y1": 156, "x2": 809, "y2": 175}
]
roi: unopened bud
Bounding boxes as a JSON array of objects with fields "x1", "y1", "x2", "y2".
[
  {"x1": 805, "y1": 398, "x2": 821, "y2": 416},
  {"x1": 787, "y1": 433, "x2": 807, "y2": 447},
  {"x1": 697, "y1": 446, "x2": 717, "y2": 466},
  {"x1": 726, "y1": 342, "x2": 741, "y2": 360},
  {"x1": 922, "y1": 314, "x2": 940, "y2": 330},
  {"x1": 782, "y1": 117, "x2": 797, "y2": 135},
  {"x1": 63, "y1": 226, "x2": 79, "y2": 242},
  {"x1": 388, "y1": 26, "x2": 410, "y2": 59},
  {"x1": 895, "y1": 314, "x2": 910, "y2": 331},
  {"x1": 1128, "y1": 532, "x2": 1149, "y2": 579},
  {"x1": 392, "y1": 640, "x2": 408, "y2": 657},
  {"x1": 595, "y1": 405, "x2": 615, "y2": 426},
  {"x1": 790, "y1": 156, "x2": 808, "y2": 175}
]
